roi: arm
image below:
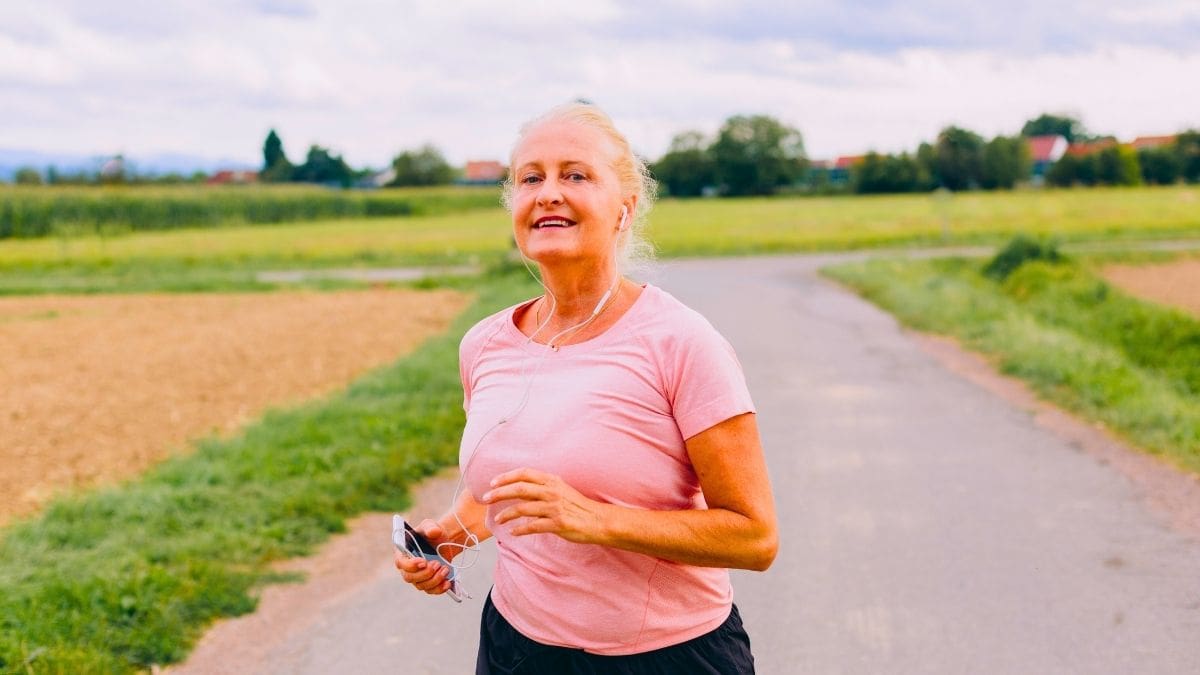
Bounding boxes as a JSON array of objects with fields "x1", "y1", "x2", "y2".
[
  {"x1": 484, "y1": 412, "x2": 778, "y2": 571},
  {"x1": 395, "y1": 486, "x2": 492, "y2": 594}
]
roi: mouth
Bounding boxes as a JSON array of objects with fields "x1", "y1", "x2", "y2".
[{"x1": 533, "y1": 216, "x2": 577, "y2": 229}]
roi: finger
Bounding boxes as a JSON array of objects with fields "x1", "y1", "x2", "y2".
[
  {"x1": 490, "y1": 467, "x2": 551, "y2": 489},
  {"x1": 394, "y1": 552, "x2": 428, "y2": 573},
  {"x1": 494, "y1": 501, "x2": 554, "y2": 525},
  {"x1": 416, "y1": 518, "x2": 443, "y2": 540},
  {"x1": 482, "y1": 482, "x2": 553, "y2": 504},
  {"x1": 413, "y1": 564, "x2": 452, "y2": 592}
]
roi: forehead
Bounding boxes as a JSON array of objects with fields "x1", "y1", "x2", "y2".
[{"x1": 511, "y1": 119, "x2": 619, "y2": 169}]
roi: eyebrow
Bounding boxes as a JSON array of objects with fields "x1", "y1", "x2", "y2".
[{"x1": 513, "y1": 159, "x2": 596, "y2": 173}]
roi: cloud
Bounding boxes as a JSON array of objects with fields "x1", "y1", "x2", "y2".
[{"x1": 2, "y1": 1, "x2": 1198, "y2": 168}]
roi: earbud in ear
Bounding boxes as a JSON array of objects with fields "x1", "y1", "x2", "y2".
[{"x1": 619, "y1": 206, "x2": 629, "y2": 231}]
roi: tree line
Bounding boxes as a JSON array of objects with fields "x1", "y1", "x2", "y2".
[
  {"x1": 260, "y1": 130, "x2": 462, "y2": 187},
  {"x1": 652, "y1": 112, "x2": 1200, "y2": 197}
]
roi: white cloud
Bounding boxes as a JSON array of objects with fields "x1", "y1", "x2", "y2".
[{"x1": 1, "y1": 1, "x2": 1198, "y2": 169}]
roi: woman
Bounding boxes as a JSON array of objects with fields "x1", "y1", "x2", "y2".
[{"x1": 396, "y1": 102, "x2": 778, "y2": 674}]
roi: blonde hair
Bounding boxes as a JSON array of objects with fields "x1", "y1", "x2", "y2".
[{"x1": 501, "y1": 102, "x2": 658, "y2": 277}]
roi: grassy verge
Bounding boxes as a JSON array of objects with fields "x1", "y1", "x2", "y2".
[
  {"x1": 0, "y1": 270, "x2": 537, "y2": 673},
  {"x1": 822, "y1": 252, "x2": 1200, "y2": 475}
]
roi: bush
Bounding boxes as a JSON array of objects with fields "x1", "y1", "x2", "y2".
[{"x1": 982, "y1": 235, "x2": 1066, "y2": 281}]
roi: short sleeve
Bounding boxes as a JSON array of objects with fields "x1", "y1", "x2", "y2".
[
  {"x1": 458, "y1": 313, "x2": 503, "y2": 413},
  {"x1": 459, "y1": 334, "x2": 473, "y2": 412},
  {"x1": 666, "y1": 320, "x2": 756, "y2": 440}
]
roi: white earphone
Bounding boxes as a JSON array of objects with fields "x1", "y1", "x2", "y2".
[{"x1": 618, "y1": 205, "x2": 629, "y2": 231}]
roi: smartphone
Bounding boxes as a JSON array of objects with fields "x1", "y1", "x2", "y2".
[{"x1": 392, "y1": 514, "x2": 465, "y2": 603}]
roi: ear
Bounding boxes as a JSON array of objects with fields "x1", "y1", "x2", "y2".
[{"x1": 618, "y1": 197, "x2": 638, "y2": 231}]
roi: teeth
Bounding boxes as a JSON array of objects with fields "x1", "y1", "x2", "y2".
[{"x1": 537, "y1": 219, "x2": 571, "y2": 228}]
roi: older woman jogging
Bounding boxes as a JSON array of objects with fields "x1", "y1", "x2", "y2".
[{"x1": 396, "y1": 102, "x2": 777, "y2": 674}]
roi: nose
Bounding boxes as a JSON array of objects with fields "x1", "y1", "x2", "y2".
[{"x1": 534, "y1": 177, "x2": 564, "y2": 208}]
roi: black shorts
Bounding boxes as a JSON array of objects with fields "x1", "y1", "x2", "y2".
[{"x1": 475, "y1": 593, "x2": 756, "y2": 674}]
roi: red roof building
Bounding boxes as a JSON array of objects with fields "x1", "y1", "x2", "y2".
[
  {"x1": 206, "y1": 170, "x2": 258, "y2": 185},
  {"x1": 1131, "y1": 135, "x2": 1176, "y2": 150},
  {"x1": 463, "y1": 160, "x2": 505, "y2": 182},
  {"x1": 833, "y1": 155, "x2": 866, "y2": 170},
  {"x1": 1026, "y1": 135, "x2": 1068, "y2": 163},
  {"x1": 1065, "y1": 138, "x2": 1118, "y2": 157}
]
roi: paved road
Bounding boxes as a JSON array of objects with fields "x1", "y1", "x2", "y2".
[{"x1": 184, "y1": 255, "x2": 1200, "y2": 674}]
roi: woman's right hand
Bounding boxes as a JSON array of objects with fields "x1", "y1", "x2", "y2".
[{"x1": 394, "y1": 519, "x2": 456, "y2": 595}]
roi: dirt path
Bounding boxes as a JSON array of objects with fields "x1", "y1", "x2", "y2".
[
  {"x1": 1102, "y1": 257, "x2": 1200, "y2": 317},
  {"x1": 0, "y1": 289, "x2": 469, "y2": 524}
]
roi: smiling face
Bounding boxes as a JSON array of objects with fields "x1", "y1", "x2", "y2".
[{"x1": 509, "y1": 119, "x2": 634, "y2": 271}]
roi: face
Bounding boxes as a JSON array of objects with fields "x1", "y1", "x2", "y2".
[{"x1": 509, "y1": 120, "x2": 634, "y2": 270}]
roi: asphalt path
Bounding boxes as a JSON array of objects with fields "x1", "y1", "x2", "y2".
[{"x1": 177, "y1": 254, "x2": 1200, "y2": 674}]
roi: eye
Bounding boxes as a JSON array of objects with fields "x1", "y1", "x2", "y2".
[
  {"x1": 520, "y1": 173, "x2": 542, "y2": 185},
  {"x1": 565, "y1": 171, "x2": 587, "y2": 182}
]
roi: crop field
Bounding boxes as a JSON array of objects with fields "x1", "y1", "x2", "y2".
[
  {"x1": 0, "y1": 288, "x2": 469, "y2": 525},
  {"x1": 0, "y1": 184, "x2": 502, "y2": 238}
]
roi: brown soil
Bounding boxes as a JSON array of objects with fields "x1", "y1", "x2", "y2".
[
  {"x1": 1101, "y1": 258, "x2": 1200, "y2": 317},
  {"x1": 0, "y1": 289, "x2": 470, "y2": 525}
]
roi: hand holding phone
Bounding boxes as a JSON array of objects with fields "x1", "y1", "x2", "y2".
[{"x1": 392, "y1": 515, "x2": 466, "y2": 603}]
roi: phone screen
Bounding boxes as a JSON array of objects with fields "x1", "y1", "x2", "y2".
[{"x1": 403, "y1": 522, "x2": 440, "y2": 557}]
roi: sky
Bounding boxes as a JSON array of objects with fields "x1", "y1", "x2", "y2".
[{"x1": 2, "y1": 0, "x2": 1199, "y2": 169}]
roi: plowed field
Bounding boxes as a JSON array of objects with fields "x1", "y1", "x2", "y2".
[
  {"x1": 1102, "y1": 258, "x2": 1200, "y2": 318},
  {"x1": 0, "y1": 288, "x2": 469, "y2": 524}
]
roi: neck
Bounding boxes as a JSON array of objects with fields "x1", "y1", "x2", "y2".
[{"x1": 537, "y1": 259, "x2": 622, "y2": 323}]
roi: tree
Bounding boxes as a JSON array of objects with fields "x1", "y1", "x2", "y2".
[
  {"x1": 14, "y1": 167, "x2": 42, "y2": 185},
  {"x1": 1046, "y1": 153, "x2": 1098, "y2": 187},
  {"x1": 931, "y1": 126, "x2": 985, "y2": 191},
  {"x1": 852, "y1": 152, "x2": 926, "y2": 194},
  {"x1": 388, "y1": 144, "x2": 456, "y2": 187},
  {"x1": 1095, "y1": 146, "x2": 1140, "y2": 186},
  {"x1": 979, "y1": 135, "x2": 1031, "y2": 189},
  {"x1": 1021, "y1": 113, "x2": 1086, "y2": 143},
  {"x1": 1177, "y1": 130, "x2": 1200, "y2": 183},
  {"x1": 652, "y1": 131, "x2": 716, "y2": 197},
  {"x1": 292, "y1": 145, "x2": 353, "y2": 186},
  {"x1": 1138, "y1": 147, "x2": 1181, "y2": 185},
  {"x1": 261, "y1": 129, "x2": 294, "y2": 182},
  {"x1": 709, "y1": 115, "x2": 807, "y2": 196}
]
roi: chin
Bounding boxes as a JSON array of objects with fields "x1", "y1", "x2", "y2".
[{"x1": 522, "y1": 245, "x2": 584, "y2": 266}]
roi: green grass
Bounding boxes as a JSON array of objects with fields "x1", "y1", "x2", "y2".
[
  {"x1": 648, "y1": 185, "x2": 1200, "y2": 255},
  {"x1": 0, "y1": 271, "x2": 538, "y2": 673},
  {"x1": 5, "y1": 185, "x2": 1199, "y2": 295},
  {"x1": 0, "y1": 184, "x2": 502, "y2": 238},
  {"x1": 822, "y1": 253, "x2": 1200, "y2": 475}
]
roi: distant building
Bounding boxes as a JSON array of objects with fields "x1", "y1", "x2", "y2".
[
  {"x1": 462, "y1": 160, "x2": 506, "y2": 184},
  {"x1": 206, "y1": 170, "x2": 258, "y2": 185},
  {"x1": 1065, "y1": 138, "x2": 1118, "y2": 157},
  {"x1": 1130, "y1": 135, "x2": 1177, "y2": 151},
  {"x1": 1026, "y1": 135, "x2": 1068, "y2": 183},
  {"x1": 358, "y1": 167, "x2": 396, "y2": 189},
  {"x1": 829, "y1": 155, "x2": 865, "y2": 184}
]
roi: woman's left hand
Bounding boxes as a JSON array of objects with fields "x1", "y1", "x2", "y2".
[{"x1": 482, "y1": 468, "x2": 606, "y2": 543}]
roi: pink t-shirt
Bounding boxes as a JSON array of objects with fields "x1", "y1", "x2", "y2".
[{"x1": 458, "y1": 283, "x2": 756, "y2": 656}]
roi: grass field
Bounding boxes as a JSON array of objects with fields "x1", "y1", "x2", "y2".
[
  {"x1": 0, "y1": 270, "x2": 537, "y2": 673},
  {"x1": 822, "y1": 250, "x2": 1200, "y2": 477},
  {"x1": 1, "y1": 185, "x2": 1198, "y2": 294}
]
